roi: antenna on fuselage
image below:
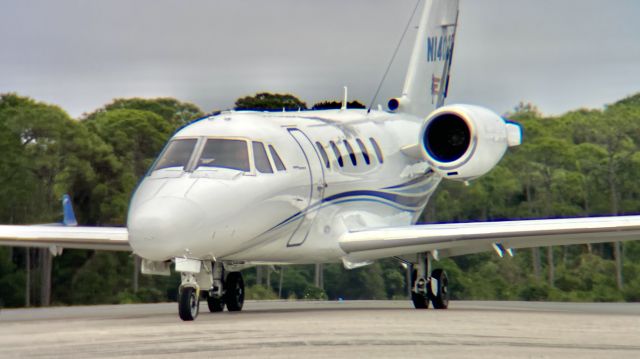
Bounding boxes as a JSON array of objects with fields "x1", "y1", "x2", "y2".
[
  {"x1": 366, "y1": 0, "x2": 422, "y2": 114},
  {"x1": 341, "y1": 86, "x2": 348, "y2": 110}
]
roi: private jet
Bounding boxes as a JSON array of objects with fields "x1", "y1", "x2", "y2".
[{"x1": 3, "y1": 0, "x2": 640, "y2": 321}]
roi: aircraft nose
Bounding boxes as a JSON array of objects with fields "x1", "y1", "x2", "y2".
[{"x1": 128, "y1": 197, "x2": 205, "y2": 261}]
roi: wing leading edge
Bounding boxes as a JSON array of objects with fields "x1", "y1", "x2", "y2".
[
  {"x1": 339, "y1": 216, "x2": 640, "y2": 262},
  {"x1": 0, "y1": 225, "x2": 130, "y2": 252}
]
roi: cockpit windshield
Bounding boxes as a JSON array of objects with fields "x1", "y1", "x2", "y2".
[
  {"x1": 150, "y1": 137, "x2": 253, "y2": 174},
  {"x1": 196, "y1": 139, "x2": 250, "y2": 172},
  {"x1": 151, "y1": 138, "x2": 197, "y2": 171}
]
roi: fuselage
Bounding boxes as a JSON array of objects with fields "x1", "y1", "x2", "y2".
[{"x1": 127, "y1": 109, "x2": 442, "y2": 264}]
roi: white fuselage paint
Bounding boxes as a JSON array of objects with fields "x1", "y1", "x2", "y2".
[{"x1": 127, "y1": 109, "x2": 442, "y2": 264}]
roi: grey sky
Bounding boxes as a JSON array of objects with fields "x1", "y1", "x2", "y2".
[{"x1": 1, "y1": 0, "x2": 639, "y2": 118}]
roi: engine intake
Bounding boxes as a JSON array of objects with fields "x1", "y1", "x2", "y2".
[
  {"x1": 424, "y1": 113, "x2": 471, "y2": 163},
  {"x1": 419, "y1": 104, "x2": 521, "y2": 181}
]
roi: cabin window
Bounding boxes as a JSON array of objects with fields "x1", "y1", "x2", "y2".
[
  {"x1": 268, "y1": 145, "x2": 286, "y2": 171},
  {"x1": 370, "y1": 138, "x2": 384, "y2": 164},
  {"x1": 356, "y1": 138, "x2": 371, "y2": 165},
  {"x1": 196, "y1": 138, "x2": 250, "y2": 172},
  {"x1": 252, "y1": 142, "x2": 274, "y2": 173},
  {"x1": 152, "y1": 138, "x2": 198, "y2": 171},
  {"x1": 315, "y1": 142, "x2": 330, "y2": 169},
  {"x1": 329, "y1": 141, "x2": 344, "y2": 167},
  {"x1": 343, "y1": 140, "x2": 357, "y2": 166}
]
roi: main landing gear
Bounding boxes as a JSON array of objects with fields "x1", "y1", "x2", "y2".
[
  {"x1": 176, "y1": 259, "x2": 245, "y2": 321},
  {"x1": 410, "y1": 253, "x2": 449, "y2": 310}
]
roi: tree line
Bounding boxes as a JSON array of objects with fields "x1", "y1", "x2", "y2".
[{"x1": 0, "y1": 92, "x2": 639, "y2": 308}]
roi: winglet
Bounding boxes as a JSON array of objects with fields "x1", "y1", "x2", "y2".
[{"x1": 62, "y1": 194, "x2": 78, "y2": 226}]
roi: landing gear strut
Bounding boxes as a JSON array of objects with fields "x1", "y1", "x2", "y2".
[
  {"x1": 410, "y1": 252, "x2": 449, "y2": 310},
  {"x1": 176, "y1": 259, "x2": 245, "y2": 321}
]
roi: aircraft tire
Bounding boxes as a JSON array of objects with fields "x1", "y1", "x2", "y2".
[
  {"x1": 410, "y1": 269, "x2": 429, "y2": 309},
  {"x1": 411, "y1": 270, "x2": 429, "y2": 309},
  {"x1": 178, "y1": 287, "x2": 200, "y2": 321},
  {"x1": 225, "y1": 272, "x2": 245, "y2": 312},
  {"x1": 206, "y1": 294, "x2": 225, "y2": 312},
  {"x1": 411, "y1": 291, "x2": 430, "y2": 309},
  {"x1": 429, "y1": 269, "x2": 449, "y2": 309}
]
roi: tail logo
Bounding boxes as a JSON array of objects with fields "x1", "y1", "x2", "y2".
[{"x1": 427, "y1": 35, "x2": 454, "y2": 63}]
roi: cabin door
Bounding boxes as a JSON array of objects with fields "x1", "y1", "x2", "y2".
[{"x1": 287, "y1": 129, "x2": 325, "y2": 246}]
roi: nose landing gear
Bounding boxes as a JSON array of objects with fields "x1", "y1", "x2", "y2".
[{"x1": 175, "y1": 259, "x2": 245, "y2": 321}]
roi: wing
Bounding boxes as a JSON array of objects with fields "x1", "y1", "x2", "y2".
[
  {"x1": 339, "y1": 216, "x2": 640, "y2": 262},
  {"x1": 0, "y1": 225, "x2": 130, "y2": 252}
]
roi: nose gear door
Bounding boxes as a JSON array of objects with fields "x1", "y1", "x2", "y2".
[{"x1": 287, "y1": 128, "x2": 326, "y2": 246}]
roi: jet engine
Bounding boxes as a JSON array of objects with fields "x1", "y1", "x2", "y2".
[{"x1": 419, "y1": 104, "x2": 521, "y2": 181}]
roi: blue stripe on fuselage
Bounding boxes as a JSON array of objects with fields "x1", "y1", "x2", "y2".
[
  {"x1": 323, "y1": 190, "x2": 425, "y2": 208},
  {"x1": 263, "y1": 189, "x2": 429, "y2": 235},
  {"x1": 261, "y1": 174, "x2": 437, "y2": 236}
]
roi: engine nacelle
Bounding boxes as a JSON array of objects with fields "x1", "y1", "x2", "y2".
[{"x1": 419, "y1": 104, "x2": 521, "y2": 181}]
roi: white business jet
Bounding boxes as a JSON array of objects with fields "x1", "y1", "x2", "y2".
[{"x1": 2, "y1": 0, "x2": 640, "y2": 321}]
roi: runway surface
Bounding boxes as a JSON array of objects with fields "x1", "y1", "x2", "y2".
[{"x1": 1, "y1": 300, "x2": 639, "y2": 358}]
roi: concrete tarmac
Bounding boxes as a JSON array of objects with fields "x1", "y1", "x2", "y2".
[{"x1": 1, "y1": 300, "x2": 639, "y2": 358}]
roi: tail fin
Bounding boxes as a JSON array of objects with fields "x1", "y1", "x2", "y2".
[
  {"x1": 395, "y1": 0, "x2": 459, "y2": 117},
  {"x1": 62, "y1": 194, "x2": 78, "y2": 226}
]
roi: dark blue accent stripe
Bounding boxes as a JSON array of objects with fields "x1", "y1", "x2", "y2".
[
  {"x1": 323, "y1": 190, "x2": 425, "y2": 208},
  {"x1": 330, "y1": 198, "x2": 419, "y2": 213},
  {"x1": 383, "y1": 171, "x2": 434, "y2": 190},
  {"x1": 271, "y1": 209, "x2": 305, "y2": 231},
  {"x1": 264, "y1": 198, "x2": 416, "y2": 235},
  {"x1": 392, "y1": 181, "x2": 437, "y2": 195},
  {"x1": 264, "y1": 191, "x2": 428, "y2": 235}
]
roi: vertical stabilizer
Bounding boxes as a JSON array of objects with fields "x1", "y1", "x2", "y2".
[{"x1": 396, "y1": 0, "x2": 459, "y2": 117}]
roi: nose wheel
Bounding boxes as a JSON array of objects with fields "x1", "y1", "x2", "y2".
[{"x1": 178, "y1": 286, "x2": 200, "y2": 321}]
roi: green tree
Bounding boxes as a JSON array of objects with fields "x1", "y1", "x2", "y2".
[
  {"x1": 0, "y1": 247, "x2": 25, "y2": 307},
  {"x1": 87, "y1": 108, "x2": 172, "y2": 177},
  {"x1": 84, "y1": 97, "x2": 203, "y2": 130},
  {"x1": 234, "y1": 92, "x2": 307, "y2": 111},
  {"x1": 324, "y1": 262, "x2": 386, "y2": 300},
  {"x1": 0, "y1": 93, "x2": 110, "y2": 306},
  {"x1": 311, "y1": 100, "x2": 366, "y2": 110}
]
